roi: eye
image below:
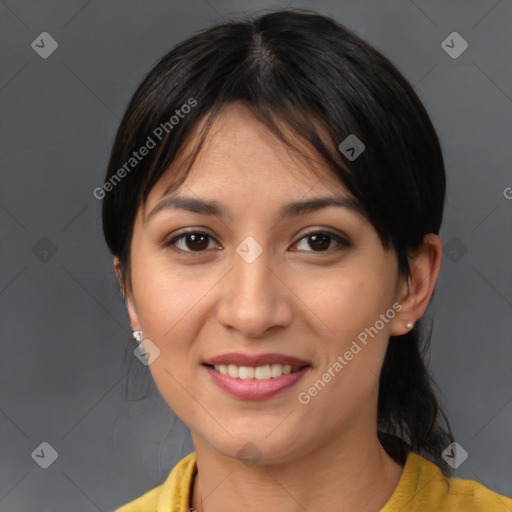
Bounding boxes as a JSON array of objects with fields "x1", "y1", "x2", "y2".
[
  {"x1": 163, "y1": 229, "x2": 350, "y2": 254},
  {"x1": 164, "y1": 230, "x2": 219, "y2": 253},
  {"x1": 293, "y1": 231, "x2": 351, "y2": 253}
]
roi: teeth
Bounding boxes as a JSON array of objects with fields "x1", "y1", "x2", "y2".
[
  {"x1": 227, "y1": 364, "x2": 238, "y2": 378},
  {"x1": 212, "y1": 363, "x2": 298, "y2": 379},
  {"x1": 239, "y1": 366, "x2": 255, "y2": 379},
  {"x1": 271, "y1": 363, "x2": 287, "y2": 377},
  {"x1": 255, "y1": 365, "x2": 271, "y2": 379}
]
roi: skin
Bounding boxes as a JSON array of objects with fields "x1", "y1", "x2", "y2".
[{"x1": 115, "y1": 103, "x2": 443, "y2": 512}]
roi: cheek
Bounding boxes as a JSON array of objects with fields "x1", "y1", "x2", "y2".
[
  {"x1": 130, "y1": 257, "x2": 210, "y2": 416},
  {"x1": 131, "y1": 249, "x2": 213, "y2": 338},
  {"x1": 298, "y1": 262, "x2": 396, "y2": 399},
  {"x1": 128, "y1": 258, "x2": 207, "y2": 400},
  {"x1": 307, "y1": 267, "x2": 394, "y2": 346}
]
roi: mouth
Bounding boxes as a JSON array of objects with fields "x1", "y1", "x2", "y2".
[
  {"x1": 201, "y1": 353, "x2": 312, "y2": 400},
  {"x1": 202, "y1": 362, "x2": 310, "y2": 380}
]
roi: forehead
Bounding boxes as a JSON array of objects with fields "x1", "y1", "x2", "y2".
[{"x1": 145, "y1": 103, "x2": 351, "y2": 210}]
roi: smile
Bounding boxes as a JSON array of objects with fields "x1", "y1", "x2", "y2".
[{"x1": 206, "y1": 363, "x2": 304, "y2": 380}]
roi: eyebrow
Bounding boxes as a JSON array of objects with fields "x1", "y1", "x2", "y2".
[{"x1": 145, "y1": 194, "x2": 364, "y2": 223}]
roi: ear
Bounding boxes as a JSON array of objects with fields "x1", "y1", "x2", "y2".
[
  {"x1": 113, "y1": 256, "x2": 141, "y2": 332},
  {"x1": 389, "y1": 234, "x2": 443, "y2": 336}
]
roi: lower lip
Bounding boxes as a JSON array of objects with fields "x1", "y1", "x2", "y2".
[{"x1": 203, "y1": 365, "x2": 311, "y2": 400}]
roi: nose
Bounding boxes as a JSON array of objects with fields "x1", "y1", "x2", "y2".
[{"x1": 215, "y1": 248, "x2": 293, "y2": 338}]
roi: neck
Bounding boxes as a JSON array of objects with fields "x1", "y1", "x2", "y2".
[{"x1": 190, "y1": 424, "x2": 404, "y2": 512}]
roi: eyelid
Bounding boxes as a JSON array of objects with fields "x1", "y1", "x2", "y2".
[
  {"x1": 294, "y1": 227, "x2": 351, "y2": 247},
  {"x1": 163, "y1": 227, "x2": 351, "y2": 254},
  {"x1": 162, "y1": 229, "x2": 219, "y2": 253}
]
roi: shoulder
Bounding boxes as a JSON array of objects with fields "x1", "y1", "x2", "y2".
[
  {"x1": 113, "y1": 452, "x2": 197, "y2": 512},
  {"x1": 441, "y1": 469, "x2": 512, "y2": 512},
  {"x1": 383, "y1": 451, "x2": 512, "y2": 512}
]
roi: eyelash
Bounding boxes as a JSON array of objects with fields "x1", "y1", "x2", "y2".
[{"x1": 162, "y1": 229, "x2": 351, "y2": 255}]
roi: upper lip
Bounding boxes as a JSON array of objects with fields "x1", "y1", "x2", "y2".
[{"x1": 203, "y1": 352, "x2": 311, "y2": 367}]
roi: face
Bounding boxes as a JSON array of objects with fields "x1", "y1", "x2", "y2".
[{"x1": 121, "y1": 103, "x2": 408, "y2": 464}]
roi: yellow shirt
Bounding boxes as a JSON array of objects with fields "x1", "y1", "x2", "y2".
[{"x1": 114, "y1": 451, "x2": 512, "y2": 512}]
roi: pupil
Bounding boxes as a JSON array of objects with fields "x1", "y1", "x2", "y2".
[
  {"x1": 309, "y1": 234, "x2": 330, "y2": 251},
  {"x1": 187, "y1": 233, "x2": 208, "y2": 251}
]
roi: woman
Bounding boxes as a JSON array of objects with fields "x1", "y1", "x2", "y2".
[{"x1": 101, "y1": 9, "x2": 512, "y2": 512}]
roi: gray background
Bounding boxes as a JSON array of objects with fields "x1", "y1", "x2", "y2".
[{"x1": 1, "y1": 0, "x2": 511, "y2": 510}]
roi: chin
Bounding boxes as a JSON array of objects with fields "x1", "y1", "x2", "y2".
[{"x1": 204, "y1": 430, "x2": 310, "y2": 468}]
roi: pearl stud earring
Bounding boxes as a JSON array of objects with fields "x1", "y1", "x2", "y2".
[
  {"x1": 132, "y1": 330, "x2": 143, "y2": 342},
  {"x1": 405, "y1": 321, "x2": 414, "y2": 330}
]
